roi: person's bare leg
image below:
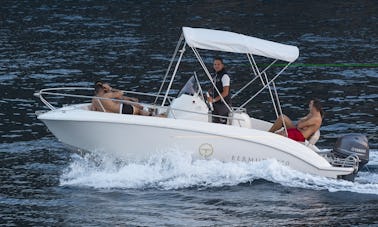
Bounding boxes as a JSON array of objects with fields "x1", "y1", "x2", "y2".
[
  {"x1": 276, "y1": 130, "x2": 287, "y2": 137},
  {"x1": 133, "y1": 106, "x2": 151, "y2": 116},
  {"x1": 139, "y1": 109, "x2": 151, "y2": 116},
  {"x1": 269, "y1": 117, "x2": 283, "y2": 132},
  {"x1": 269, "y1": 115, "x2": 295, "y2": 132}
]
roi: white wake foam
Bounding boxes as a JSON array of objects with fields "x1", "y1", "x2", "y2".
[{"x1": 60, "y1": 150, "x2": 378, "y2": 195}]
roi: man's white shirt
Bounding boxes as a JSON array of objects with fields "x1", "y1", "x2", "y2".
[{"x1": 221, "y1": 74, "x2": 230, "y2": 87}]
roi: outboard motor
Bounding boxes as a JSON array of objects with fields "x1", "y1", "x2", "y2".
[{"x1": 332, "y1": 133, "x2": 369, "y2": 170}]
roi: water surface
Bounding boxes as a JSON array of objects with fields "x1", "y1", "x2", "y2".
[{"x1": 1, "y1": 1, "x2": 377, "y2": 226}]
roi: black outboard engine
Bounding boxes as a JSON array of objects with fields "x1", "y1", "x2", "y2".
[{"x1": 332, "y1": 133, "x2": 369, "y2": 171}]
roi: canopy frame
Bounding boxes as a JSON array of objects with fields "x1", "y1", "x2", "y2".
[{"x1": 156, "y1": 27, "x2": 297, "y2": 133}]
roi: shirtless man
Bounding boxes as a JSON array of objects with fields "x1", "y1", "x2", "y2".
[
  {"x1": 269, "y1": 99, "x2": 324, "y2": 142},
  {"x1": 91, "y1": 81, "x2": 150, "y2": 116}
]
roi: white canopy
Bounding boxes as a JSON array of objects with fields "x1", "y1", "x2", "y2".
[{"x1": 182, "y1": 27, "x2": 299, "y2": 62}]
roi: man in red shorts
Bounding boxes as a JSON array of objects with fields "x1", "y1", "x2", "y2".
[{"x1": 269, "y1": 99, "x2": 324, "y2": 142}]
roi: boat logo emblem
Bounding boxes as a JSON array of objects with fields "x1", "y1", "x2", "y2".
[{"x1": 199, "y1": 143, "x2": 213, "y2": 158}]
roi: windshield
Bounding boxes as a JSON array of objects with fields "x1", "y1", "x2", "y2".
[{"x1": 178, "y1": 76, "x2": 199, "y2": 96}]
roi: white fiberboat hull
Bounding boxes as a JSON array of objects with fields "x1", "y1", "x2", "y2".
[{"x1": 38, "y1": 104, "x2": 354, "y2": 179}]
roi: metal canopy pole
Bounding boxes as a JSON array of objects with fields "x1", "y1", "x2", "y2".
[
  {"x1": 161, "y1": 42, "x2": 187, "y2": 107},
  {"x1": 238, "y1": 62, "x2": 292, "y2": 110},
  {"x1": 231, "y1": 75, "x2": 259, "y2": 99},
  {"x1": 247, "y1": 54, "x2": 266, "y2": 86},
  {"x1": 272, "y1": 80, "x2": 288, "y2": 136},
  {"x1": 191, "y1": 47, "x2": 232, "y2": 112},
  {"x1": 249, "y1": 54, "x2": 279, "y2": 117},
  {"x1": 247, "y1": 53, "x2": 258, "y2": 76},
  {"x1": 154, "y1": 33, "x2": 184, "y2": 105},
  {"x1": 232, "y1": 56, "x2": 278, "y2": 100}
]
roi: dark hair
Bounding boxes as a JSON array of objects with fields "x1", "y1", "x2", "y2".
[
  {"x1": 94, "y1": 80, "x2": 104, "y2": 94},
  {"x1": 312, "y1": 98, "x2": 324, "y2": 118},
  {"x1": 214, "y1": 56, "x2": 224, "y2": 64}
]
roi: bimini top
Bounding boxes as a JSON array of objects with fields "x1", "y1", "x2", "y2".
[{"x1": 182, "y1": 27, "x2": 299, "y2": 63}]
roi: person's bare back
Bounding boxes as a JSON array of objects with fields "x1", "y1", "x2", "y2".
[
  {"x1": 296, "y1": 111, "x2": 322, "y2": 139},
  {"x1": 269, "y1": 99, "x2": 324, "y2": 141}
]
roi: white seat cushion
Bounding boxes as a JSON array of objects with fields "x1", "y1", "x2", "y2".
[{"x1": 308, "y1": 129, "x2": 320, "y2": 145}]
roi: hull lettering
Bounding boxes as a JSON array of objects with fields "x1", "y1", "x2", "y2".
[{"x1": 231, "y1": 155, "x2": 290, "y2": 166}]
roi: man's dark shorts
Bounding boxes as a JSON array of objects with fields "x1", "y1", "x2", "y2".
[{"x1": 121, "y1": 103, "x2": 134, "y2": 114}]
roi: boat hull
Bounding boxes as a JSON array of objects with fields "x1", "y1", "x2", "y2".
[{"x1": 38, "y1": 105, "x2": 354, "y2": 179}]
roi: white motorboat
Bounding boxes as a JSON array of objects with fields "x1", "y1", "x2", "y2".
[{"x1": 35, "y1": 27, "x2": 369, "y2": 181}]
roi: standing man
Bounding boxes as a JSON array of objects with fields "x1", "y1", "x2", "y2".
[{"x1": 207, "y1": 57, "x2": 231, "y2": 124}]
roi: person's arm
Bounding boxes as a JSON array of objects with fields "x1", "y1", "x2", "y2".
[
  {"x1": 208, "y1": 74, "x2": 230, "y2": 103},
  {"x1": 107, "y1": 92, "x2": 140, "y2": 105},
  {"x1": 102, "y1": 84, "x2": 124, "y2": 99},
  {"x1": 122, "y1": 96, "x2": 138, "y2": 102},
  {"x1": 110, "y1": 91, "x2": 123, "y2": 99},
  {"x1": 297, "y1": 114, "x2": 310, "y2": 124},
  {"x1": 209, "y1": 86, "x2": 229, "y2": 103},
  {"x1": 102, "y1": 91, "x2": 122, "y2": 100},
  {"x1": 297, "y1": 117, "x2": 317, "y2": 129}
]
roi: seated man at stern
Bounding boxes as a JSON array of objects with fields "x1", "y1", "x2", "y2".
[
  {"x1": 91, "y1": 81, "x2": 151, "y2": 116},
  {"x1": 269, "y1": 99, "x2": 324, "y2": 142}
]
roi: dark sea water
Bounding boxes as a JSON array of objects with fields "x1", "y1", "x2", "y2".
[{"x1": 1, "y1": 1, "x2": 378, "y2": 226}]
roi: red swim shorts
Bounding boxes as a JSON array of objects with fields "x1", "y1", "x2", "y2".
[{"x1": 287, "y1": 128, "x2": 305, "y2": 142}]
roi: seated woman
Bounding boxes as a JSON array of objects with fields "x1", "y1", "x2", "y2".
[
  {"x1": 91, "y1": 81, "x2": 151, "y2": 116},
  {"x1": 269, "y1": 99, "x2": 324, "y2": 142}
]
